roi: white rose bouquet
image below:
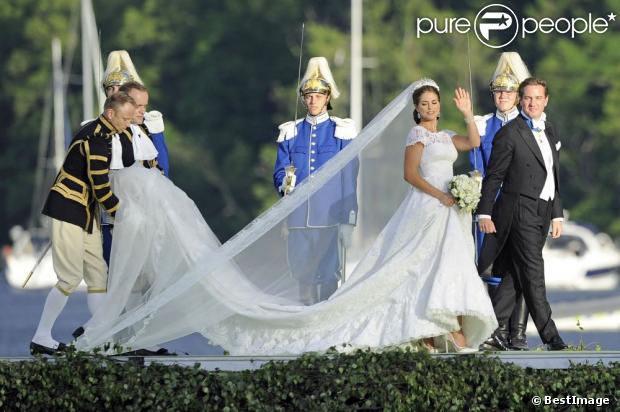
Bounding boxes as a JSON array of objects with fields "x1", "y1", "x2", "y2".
[{"x1": 448, "y1": 172, "x2": 482, "y2": 213}]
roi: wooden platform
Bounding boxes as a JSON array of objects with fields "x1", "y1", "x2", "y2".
[{"x1": 3, "y1": 351, "x2": 619, "y2": 370}]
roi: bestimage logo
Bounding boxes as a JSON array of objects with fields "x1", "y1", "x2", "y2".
[{"x1": 416, "y1": 3, "x2": 616, "y2": 48}]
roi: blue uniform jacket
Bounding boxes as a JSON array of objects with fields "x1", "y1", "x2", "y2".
[
  {"x1": 151, "y1": 131, "x2": 169, "y2": 177},
  {"x1": 469, "y1": 109, "x2": 519, "y2": 262},
  {"x1": 469, "y1": 109, "x2": 520, "y2": 175},
  {"x1": 273, "y1": 112, "x2": 358, "y2": 228}
]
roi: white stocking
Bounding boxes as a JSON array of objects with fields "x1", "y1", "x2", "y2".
[
  {"x1": 32, "y1": 287, "x2": 68, "y2": 348},
  {"x1": 87, "y1": 293, "x2": 106, "y2": 315}
]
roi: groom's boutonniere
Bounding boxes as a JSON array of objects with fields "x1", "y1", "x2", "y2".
[{"x1": 555, "y1": 141, "x2": 562, "y2": 151}]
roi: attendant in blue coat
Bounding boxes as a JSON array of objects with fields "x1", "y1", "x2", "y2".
[
  {"x1": 273, "y1": 57, "x2": 358, "y2": 305},
  {"x1": 101, "y1": 51, "x2": 170, "y2": 177},
  {"x1": 99, "y1": 51, "x2": 171, "y2": 267},
  {"x1": 471, "y1": 52, "x2": 533, "y2": 351}
]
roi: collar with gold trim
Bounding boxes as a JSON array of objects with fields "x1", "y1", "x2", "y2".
[{"x1": 98, "y1": 115, "x2": 118, "y2": 134}]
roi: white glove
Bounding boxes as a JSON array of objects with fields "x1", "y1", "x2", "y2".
[
  {"x1": 144, "y1": 110, "x2": 165, "y2": 133},
  {"x1": 339, "y1": 224, "x2": 355, "y2": 249},
  {"x1": 279, "y1": 174, "x2": 297, "y2": 195}
]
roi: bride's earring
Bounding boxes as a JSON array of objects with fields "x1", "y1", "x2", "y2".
[{"x1": 413, "y1": 110, "x2": 421, "y2": 122}]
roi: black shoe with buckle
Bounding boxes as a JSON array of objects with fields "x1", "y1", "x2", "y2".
[
  {"x1": 479, "y1": 334, "x2": 510, "y2": 351},
  {"x1": 546, "y1": 336, "x2": 568, "y2": 351},
  {"x1": 121, "y1": 347, "x2": 177, "y2": 356},
  {"x1": 155, "y1": 348, "x2": 177, "y2": 356},
  {"x1": 30, "y1": 341, "x2": 67, "y2": 356},
  {"x1": 72, "y1": 326, "x2": 85, "y2": 339},
  {"x1": 479, "y1": 336, "x2": 499, "y2": 351},
  {"x1": 491, "y1": 333, "x2": 510, "y2": 351},
  {"x1": 479, "y1": 325, "x2": 510, "y2": 351}
]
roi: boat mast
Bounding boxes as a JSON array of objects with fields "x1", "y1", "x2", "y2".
[
  {"x1": 51, "y1": 38, "x2": 65, "y2": 172},
  {"x1": 350, "y1": 0, "x2": 362, "y2": 132},
  {"x1": 81, "y1": 0, "x2": 105, "y2": 119}
]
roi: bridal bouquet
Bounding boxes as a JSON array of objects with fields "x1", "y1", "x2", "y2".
[{"x1": 449, "y1": 173, "x2": 482, "y2": 213}]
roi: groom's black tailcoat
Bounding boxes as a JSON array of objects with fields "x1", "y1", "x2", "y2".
[{"x1": 476, "y1": 114, "x2": 562, "y2": 343}]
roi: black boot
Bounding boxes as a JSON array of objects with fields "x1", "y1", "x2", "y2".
[
  {"x1": 479, "y1": 324, "x2": 510, "y2": 351},
  {"x1": 509, "y1": 296, "x2": 529, "y2": 351},
  {"x1": 30, "y1": 341, "x2": 67, "y2": 356},
  {"x1": 317, "y1": 279, "x2": 338, "y2": 302}
]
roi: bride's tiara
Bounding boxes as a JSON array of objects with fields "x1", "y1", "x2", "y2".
[{"x1": 412, "y1": 78, "x2": 440, "y2": 95}]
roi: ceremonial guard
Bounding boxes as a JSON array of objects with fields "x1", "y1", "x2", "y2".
[
  {"x1": 101, "y1": 50, "x2": 169, "y2": 176},
  {"x1": 30, "y1": 93, "x2": 136, "y2": 355},
  {"x1": 471, "y1": 52, "x2": 533, "y2": 351},
  {"x1": 273, "y1": 57, "x2": 359, "y2": 304},
  {"x1": 98, "y1": 51, "x2": 164, "y2": 266}
]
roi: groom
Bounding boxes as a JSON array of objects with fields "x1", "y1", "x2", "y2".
[{"x1": 477, "y1": 77, "x2": 568, "y2": 351}]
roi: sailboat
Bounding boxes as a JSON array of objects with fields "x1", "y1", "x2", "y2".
[{"x1": 3, "y1": 0, "x2": 105, "y2": 289}]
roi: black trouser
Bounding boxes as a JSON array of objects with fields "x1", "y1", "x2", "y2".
[{"x1": 492, "y1": 195, "x2": 559, "y2": 343}]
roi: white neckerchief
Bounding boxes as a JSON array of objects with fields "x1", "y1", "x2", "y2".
[
  {"x1": 130, "y1": 124, "x2": 159, "y2": 161},
  {"x1": 109, "y1": 133, "x2": 124, "y2": 170}
]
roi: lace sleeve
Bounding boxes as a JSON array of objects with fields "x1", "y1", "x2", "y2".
[
  {"x1": 405, "y1": 126, "x2": 429, "y2": 147},
  {"x1": 444, "y1": 130, "x2": 457, "y2": 139}
]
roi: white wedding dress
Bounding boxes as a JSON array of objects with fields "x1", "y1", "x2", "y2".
[
  {"x1": 75, "y1": 85, "x2": 497, "y2": 355},
  {"x1": 76, "y1": 127, "x2": 496, "y2": 355},
  {"x1": 205, "y1": 126, "x2": 497, "y2": 353}
]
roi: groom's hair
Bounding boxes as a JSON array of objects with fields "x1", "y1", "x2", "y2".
[{"x1": 518, "y1": 78, "x2": 548, "y2": 98}]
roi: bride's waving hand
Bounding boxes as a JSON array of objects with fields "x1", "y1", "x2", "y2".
[{"x1": 451, "y1": 87, "x2": 480, "y2": 152}]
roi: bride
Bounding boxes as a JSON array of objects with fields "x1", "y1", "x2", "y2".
[{"x1": 76, "y1": 79, "x2": 497, "y2": 355}]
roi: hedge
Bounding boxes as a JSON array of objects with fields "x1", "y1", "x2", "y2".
[{"x1": 1, "y1": 348, "x2": 618, "y2": 411}]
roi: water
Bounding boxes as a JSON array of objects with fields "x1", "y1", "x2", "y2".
[
  {"x1": 0, "y1": 272, "x2": 223, "y2": 356},
  {"x1": 1, "y1": 270, "x2": 618, "y2": 356}
]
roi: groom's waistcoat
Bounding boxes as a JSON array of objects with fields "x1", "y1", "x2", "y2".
[{"x1": 477, "y1": 115, "x2": 561, "y2": 217}]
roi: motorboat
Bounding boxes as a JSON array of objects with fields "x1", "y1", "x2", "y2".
[{"x1": 544, "y1": 221, "x2": 620, "y2": 290}]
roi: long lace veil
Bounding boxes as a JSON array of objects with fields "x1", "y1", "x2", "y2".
[{"x1": 76, "y1": 83, "x2": 424, "y2": 353}]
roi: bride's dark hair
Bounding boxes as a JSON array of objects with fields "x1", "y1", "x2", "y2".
[{"x1": 412, "y1": 85, "x2": 440, "y2": 124}]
